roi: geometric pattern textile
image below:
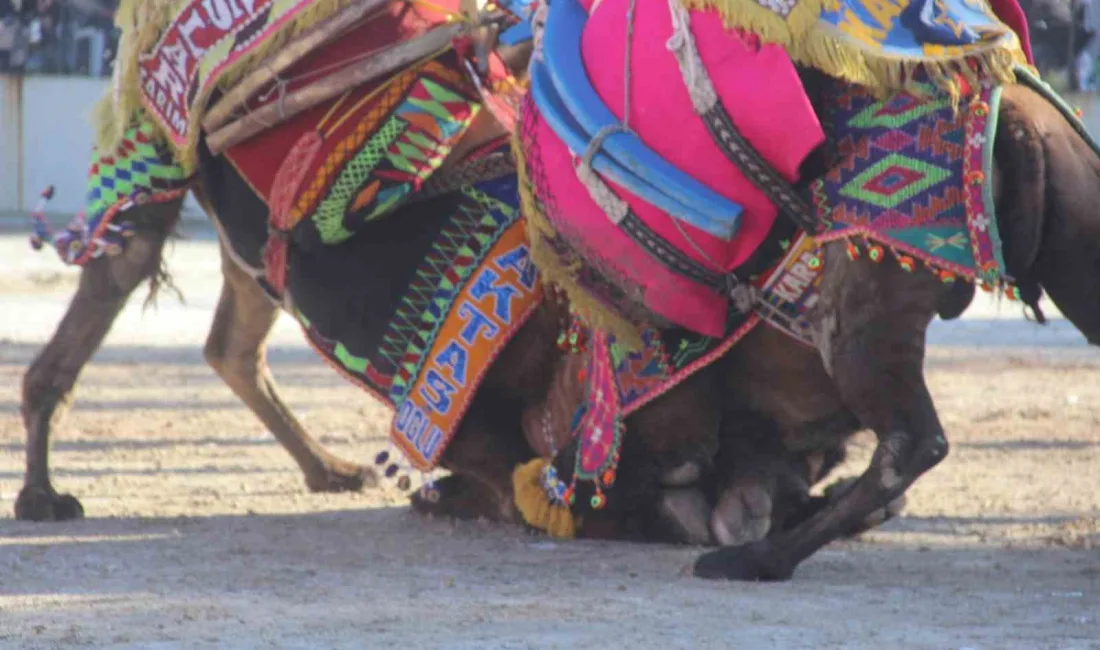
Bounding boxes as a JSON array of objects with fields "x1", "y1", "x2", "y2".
[
  {"x1": 298, "y1": 171, "x2": 543, "y2": 472},
  {"x1": 811, "y1": 77, "x2": 1009, "y2": 286},
  {"x1": 30, "y1": 119, "x2": 192, "y2": 266}
]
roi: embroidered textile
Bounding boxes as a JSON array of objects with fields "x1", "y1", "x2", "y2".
[
  {"x1": 224, "y1": 28, "x2": 483, "y2": 249},
  {"x1": 31, "y1": 119, "x2": 192, "y2": 266},
  {"x1": 810, "y1": 77, "x2": 1008, "y2": 285},
  {"x1": 679, "y1": 0, "x2": 1029, "y2": 95},
  {"x1": 299, "y1": 174, "x2": 543, "y2": 471}
]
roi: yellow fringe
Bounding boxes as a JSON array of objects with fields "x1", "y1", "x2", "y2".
[
  {"x1": 680, "y1": 0, "x2": 1029, "y2": 98},
  {"x1": 681, "y1": 0, "x2": 833, "y2": 52},
  {"x1": 97, "y1": 0, "x2": 361, "y2": 171},
  {"x1": 512, "y1": 458, "x2": 576, "y2": 539},
  {"x1": 513, "y1": 124, "x2": 645, "y2": 349}
]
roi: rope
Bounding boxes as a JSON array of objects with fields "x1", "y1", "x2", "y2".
[
  {"x1": 665, "y1": 0, "x2": 717, "y2": 113},
  {"x1": 578, "y1": 0, "x2": 638, "y2": 210}
]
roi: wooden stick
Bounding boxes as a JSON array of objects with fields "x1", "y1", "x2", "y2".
[
  {"x1": 205, "y1": 22, "x2": 467, "y2": 155},
  {"x1": 201, "y1": 0, "x2": 394, "y2": 135}
]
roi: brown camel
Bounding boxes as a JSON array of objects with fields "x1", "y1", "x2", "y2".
[
  {"x1": 15, "y1": 197, "x2": 378, "y2": 521},
  {"x1": 15, "y1": 178, "x2": 854, "y2": 544},
  {"x1": 687, "y1": 82, "x2": 1100, "y2": 579}
]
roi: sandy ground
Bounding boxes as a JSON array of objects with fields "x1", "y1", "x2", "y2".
[{"x1": 1, "y1": 227, "x2": 1099, "y2": 649}]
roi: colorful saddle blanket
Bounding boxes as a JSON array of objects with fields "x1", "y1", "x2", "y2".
[
  {"x1": 681, "y1": 0, "x2": 1029, "y2": 93},
  {"x1": 118, "y1": 0, "x2": 442, "y2": 167},
  {"x1": 30, "y1": 121, "x2": 192, "y2": 265},
  {"x1": 39, "y1": 0, "x2": 527, "y2": 268},
  {"x1": 223, "y1": 22, "x2": 483, "y2": 252},
  {"x1": 109, "y1": 0, "x2": 349, "y2": 168},
  {"x1": 297, "y1": 165, "x2": 542, "y2": 476},
  {"x1": 115, "y1": 0, "x2": 529, "y2": 169},
  {"x1": 517, "y1": 0, "x2": 1031, "y2": 342},
  {"x1": 811, "y1": 74, "x2": 1008, "y2": 286},
  {"x1": 519, "y1": 0, "x2": 824, "y2": 339}
]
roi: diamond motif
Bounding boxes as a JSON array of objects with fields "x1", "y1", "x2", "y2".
[
  {"x1": 850, "y1": 89, "x2": 949, "y2": 129},
  {"x1": 839, "y1": 153, "x2": 951, "y2": 209},
  {"x1": 863, "y1": 166, "x2": 924, "y2": 195},
  {"x1": 871, "y1": 130, "x2": 916, "y2": 152}
]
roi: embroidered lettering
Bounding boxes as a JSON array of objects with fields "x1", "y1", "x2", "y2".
[
  {"x1": 458, "y1": 303, "x2": 500, "y2": 344},
  {"x1": 470, "y1": 268, "x2": 520, "y2": 323},
  {"x1": 495, "y1": 244, "x2": 538, "y2": 290},
  {"x1": 419, "y1": 369, "x2": 457, "y2": 414},
  {"x1": 435, "y1": 340, "x2": 469, "y2": 386}
]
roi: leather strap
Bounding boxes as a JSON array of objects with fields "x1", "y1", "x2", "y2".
[{"x1": 700, "y1": 104, "x2": 822, "y2": 236}]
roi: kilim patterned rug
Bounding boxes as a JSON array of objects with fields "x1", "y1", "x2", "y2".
[{"x1": 811, "y1": 76, "x2": 1008, "y2": 288}]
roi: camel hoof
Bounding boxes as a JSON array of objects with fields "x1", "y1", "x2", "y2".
[
  {"x1": 410, "y1": 475, "x2": 510, "y2": 522},
  {"x1": 692, "y1": 541, "x2": 794, "y2": 582},
  {"x1": 14, "y1": 486, "x2": 85, "y2": 522},
  {"x1": 658, "y1": 488, "x2": 713, "y2": 545},
  {"x1": 710, "y1": 481, "x2": 773, "y2": 547},
  {"x1": 305, "y1": 462, "x2": 378, "y2": 493}
]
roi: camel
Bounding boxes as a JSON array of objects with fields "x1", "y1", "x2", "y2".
[
  {"x1": 16, "y1": 179, "x2": 874, "y2": 546},
  {"x1": 24, "y1": 0, "x2": 1100, "y2": 584}
]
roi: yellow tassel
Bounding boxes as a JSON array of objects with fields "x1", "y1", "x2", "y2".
[{"x1": 512, "y1": 458, "x2": 576, "y2": 539}]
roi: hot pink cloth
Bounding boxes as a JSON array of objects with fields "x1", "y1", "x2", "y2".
[
  {"x1": 529, "y1": 0, "x2": 823, "y2": 335},
  {"x1": 988, "y1": 0, "x2": 1033, "y2": 64}
]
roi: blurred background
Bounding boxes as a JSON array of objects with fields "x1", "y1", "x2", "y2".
[
  {"x1": 0, "y1": 0, "x2": 206, "y2": 219},
  {"x1": 0, "y1": 0, "x2": 118, "y2": 78}
]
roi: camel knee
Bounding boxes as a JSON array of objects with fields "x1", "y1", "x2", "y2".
[
  {"x1": 202, "y1": 337, "x2": 228, "y2": 375},
  {"x1": 21, "y1": 359, "x2": 74, "y2": 422},
  {"x1": 203, "y1": 339, "x2": 261, "y2": 386}
]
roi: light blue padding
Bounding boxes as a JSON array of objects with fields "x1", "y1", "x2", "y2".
[
  {"x1": 500, "y1": 21, "x2": 532, "y2": 45},
  {"x1": 532, "y1": 61, "x2": 742, "y2": 237},
  {"x1": 537, "y1": 0, "x2": 742, "y2": 240},
  {"x1": 499, "y1": 0, "x2": 535, "y2": 44}
]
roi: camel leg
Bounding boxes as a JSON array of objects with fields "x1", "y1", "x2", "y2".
[
  {"x1": 412, "y1": 402, "x2": 533, "y2": 524},
  {"x1": 412, "y1": 304, "x2": 563, "y2": 523},
  {"x1": 623, "y1": 365, "x2": 723, "y2": 545},
  {"x1": 694, "y1": 242, "x2": 949, "y2": 580},
  {"x1": 204, "y1": 244, "x2": 376, "y2": 492},
  {"x1": 16, "y1": 204, "x2": 181, "y2": 521}
]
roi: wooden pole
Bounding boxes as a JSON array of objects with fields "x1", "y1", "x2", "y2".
[
  {"x1": 204, "y1": 22, "x2": 466, "y2": 155},
  {"x1": 201, "y1": 0, "x2": 395, "y2": 135}
]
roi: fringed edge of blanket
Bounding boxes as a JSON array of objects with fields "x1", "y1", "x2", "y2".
[
  {"x1": 680, "y1": 0, "x2": 1031, "y2": 100},
  {"x1": 513, "y1": 125, "x2": 646, "y2": 350},
  {"x1": 816, "y1": 229, "x2": 1024, "y2": 305},
  {"x1": 97, "y1": 0, "x2": 360, "y2": 172}
]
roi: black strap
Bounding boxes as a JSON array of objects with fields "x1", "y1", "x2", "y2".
[
  {"x1": 701, "y1": 104, "x2": 822, "y2": 236},
  {"x1": 617, "y1": 210, "x2": 729, "y2": 292}
]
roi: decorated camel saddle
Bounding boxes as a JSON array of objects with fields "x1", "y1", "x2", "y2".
[
  {"x1": 518, "y1": 0, "x2": 1032, "y2": 341},
  {"x1": 31, "y1": 0, "x2": 544, "y2": 486},
  {"x1": 508, "y1": 0, "x2": 1100, "y2": 534},
  {"x1": 34, "y1": 0, "x2": 534, "y2": 269}
]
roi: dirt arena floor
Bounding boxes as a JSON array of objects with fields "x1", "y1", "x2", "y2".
[{"x1": 1, "y1": 228, "x2": 1098, "y2": 648}]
